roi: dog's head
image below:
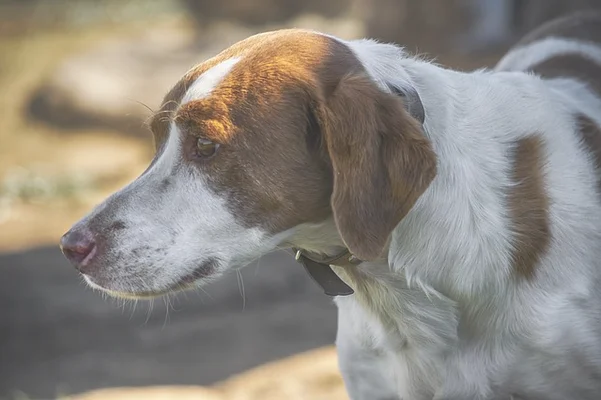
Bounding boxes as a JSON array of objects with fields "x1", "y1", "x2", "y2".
[{"x1": 60, "y1": 30, "x2": 436, "y2": 298}]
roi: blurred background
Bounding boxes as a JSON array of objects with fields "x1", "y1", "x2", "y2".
[{"x1": 1, "y1": 0, "x2": 600, "y2": 399}]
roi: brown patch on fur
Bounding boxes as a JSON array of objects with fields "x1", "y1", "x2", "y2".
[
  {"x1": 148, "y1": 29, "x2": 437, "y2": 260},
  {"x1": 176, "y1": 100, "x2": 235, "y2": 143},
  {"x1": 528, "y1": 54, "x2": 601, "y2": 99},
  {"x1": 508, "y1": 136, "x2": 551, "y2": 280},
  {"x1": 576, "y1": 114, "x2": 601, "y2": 191},
  {"x1": 149, "y1": 30, "x2": 326, "y2": 149}
]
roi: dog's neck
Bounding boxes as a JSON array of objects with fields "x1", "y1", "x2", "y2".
[
  {"x1": 349, "y1": 39, "x2": 530, "y2": 296},
  {"x1": 290, "y1": 39, "x2": 522, "y2": 300}
]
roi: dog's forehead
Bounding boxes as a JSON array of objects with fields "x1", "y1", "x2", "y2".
[
  {"x1": 179, "y1": 30, "x2": 334, "y2": 108},
  {"x1": 150, "y1": 30, "x2": 359, "y2": 147},
  {"x1": 183, "y1": 29, "x2": 334, "y2": 88},
  {"x1": 180, "y1": 57, "x2": 242, "y2": 105}
]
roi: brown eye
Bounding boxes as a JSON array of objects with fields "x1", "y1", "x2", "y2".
[{"x1": 195, "y1": 138, "x2": 219, "y2": 158}]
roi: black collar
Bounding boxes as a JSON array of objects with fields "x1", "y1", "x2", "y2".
[{"x1": 292, "y1": 248, "x2": 361, "y2": 296}]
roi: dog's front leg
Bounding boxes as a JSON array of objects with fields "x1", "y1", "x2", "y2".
[{"x1": 335, "y1": 298, "x2": 402, "y2": 400}]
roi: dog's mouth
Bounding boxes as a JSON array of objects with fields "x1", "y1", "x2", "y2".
[{"x1": 81, "y1": 259, "x2": 219, "y2": 299}]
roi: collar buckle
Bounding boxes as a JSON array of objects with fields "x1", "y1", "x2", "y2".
[{"x1": 292, "y1": 248, "x2": 359, "y2": 296}]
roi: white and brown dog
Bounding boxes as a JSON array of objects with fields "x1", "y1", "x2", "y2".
[{"x1": 60, "y1": 12, "x2": 601, "y2": 400}]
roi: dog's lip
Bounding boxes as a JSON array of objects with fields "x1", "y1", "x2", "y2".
[
  {"x1": 81, "y1": 259, "x2": 219, "y2": 299},
  {"x1": 179, "y1": 259, "x2": 218, "y2": 283},
  {"x1": 83, "y1": 274, "x2": 197, "y2": 299}
]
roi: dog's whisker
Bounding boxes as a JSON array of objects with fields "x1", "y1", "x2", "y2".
[
  {"x1": 158, "y1": 115, "x2": 172, "y2": 124},
  {"x1": 144, "y1": 109, "x2": 176, "y2": 126},
  {"x1": 162, "y1": 295, "x2": 172, "y2": 329},
  {"x1": 153, "y1": 108, "x2": 176, "y2": 115},
  {"x1": 145, "y1": 298, "x2": 155, "y2": 324},
  {"x1": 124, "y1": 97, "x2": 155, "y2": 114},
  {"x1": 254, "y1": 256, "x2": 264, "y2": 278},
  {"x1": 160, "y1": 99, "x2": 180, "y2": 109},
  {"x1": 236, "y1": 269, "x2": 246, "y2": 311},
  {"x1": 142, "y1": 114, "x2": 156, "y2": 129},
  {"x1": 129, "y1": 298, "x2": 139, "y2": 320},
  {"x1": 197, "y1": 286, "x2": 214, "y2": 303}
]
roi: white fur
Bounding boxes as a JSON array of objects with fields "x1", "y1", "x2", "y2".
[
  {"x1": 70, "y1": 28, "x2": 601, "y2": 400},
  {"x1": 181, "y1": 57, "x2": 240, "y2": 103},
  {"x1": 496, "y1": 36, "x2": 601, "y2": 129}
]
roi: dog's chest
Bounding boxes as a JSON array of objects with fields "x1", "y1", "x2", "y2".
[{"x1": 334, "y1": 280, "x2": 456, "y2": 399}]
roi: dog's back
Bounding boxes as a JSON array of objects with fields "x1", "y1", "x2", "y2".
[
  {"x1": 491, "y1": 12, "x2": 601, "y2": 400},
  {"x1": 497, "y1": 11, "x2": 601, "y2": 234},
  {"x1": 497, "y1": 12, "x2": 601, "y2": 76},
  {"x1": 496, "y1": 12, "x2": 601, "y2": 116}
]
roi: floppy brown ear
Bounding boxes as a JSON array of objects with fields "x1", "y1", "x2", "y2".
[{"x1": 319, "y1": 74, "x2": 437, "y2": 261}]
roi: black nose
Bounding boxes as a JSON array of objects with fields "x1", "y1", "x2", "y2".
[{"x1": 60, "y1": 228, "x2": 96, "y2": 269}]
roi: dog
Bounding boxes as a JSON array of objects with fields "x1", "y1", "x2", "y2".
[{"x1": 60, "y1": 11, "x2": 601, "y2": 400}]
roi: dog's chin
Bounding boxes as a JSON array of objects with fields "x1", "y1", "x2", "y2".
[
  {"x1": 80, "y1": 259, "x2": 221, "y2": 299},
  {"x1": 82, "y1": 274, "x2": 202, "y2": 299},
  {"x1": 82, "y1": 275, "x2": 202, "y2": 299}
]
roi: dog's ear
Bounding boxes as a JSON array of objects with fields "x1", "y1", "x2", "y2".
[{"x1": 318, "y1": 74, "x2": 437, "y2": 261}]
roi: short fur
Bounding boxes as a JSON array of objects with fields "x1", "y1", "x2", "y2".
[{"x1": 61, "y1": 12, "x2": 601, "y2": 400}]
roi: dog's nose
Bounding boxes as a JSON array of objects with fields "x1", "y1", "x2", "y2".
[{"x1": 60, "y1": 228, "x2": 96, "y2": 269}]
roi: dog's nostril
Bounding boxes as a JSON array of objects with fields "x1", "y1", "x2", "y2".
[{"x1": 60, "y1": 229, "x2": 96, "y2": 269}]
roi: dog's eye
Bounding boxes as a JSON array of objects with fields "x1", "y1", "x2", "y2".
[{"x1": 195, "y1": 138, "x2": 219, "y2": 158}]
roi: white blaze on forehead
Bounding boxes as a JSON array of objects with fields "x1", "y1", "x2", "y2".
[
  {"x1": 181, "y1": 57, "x2": 241, "y2": 104},
  {"x1": 138, "y1": 57, "x2": 243, "y2": 186},
  {"x1": 142, "y1": 57, "x2": 241, "y2": 181}
]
